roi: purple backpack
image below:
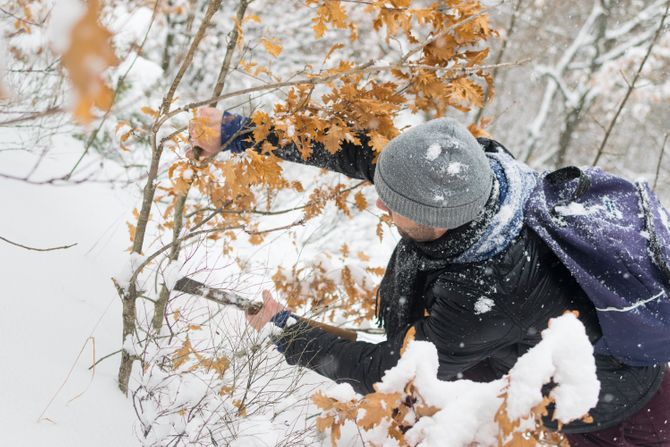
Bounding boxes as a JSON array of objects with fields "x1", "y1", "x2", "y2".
[{"x1": 525, "y1": 166, "x2": 670, "y2": 366}]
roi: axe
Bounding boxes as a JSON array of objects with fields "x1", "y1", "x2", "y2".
[{"x1": 173, "y1": 277, "x2": 358, "y2": 341}]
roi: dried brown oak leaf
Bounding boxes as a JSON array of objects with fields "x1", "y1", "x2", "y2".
[{"x1": 60, "y1": 0, "x2": 119, "y2": 124}]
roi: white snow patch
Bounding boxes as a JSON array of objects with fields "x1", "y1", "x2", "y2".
[
  {"x1": 260, "y1": 322, "x2": 284, "y2": 339},
  {"x1": 506, "y1": 313, "x2": 600, "y2": 423},
  {"x1": 555, "y1": 202, "x2": 589, "y2": 216},
  {"x1": 230, "y1": 414, "x2": 282, "y2": 447},
  {"x1": 174, "y1": 374, "x2": 209, "y2": 407},
  {"x1": 110, "y1": 6, "x2": 155, "y2": 50},
  {"x1": 497, "y1": 204, "x2": 514, "y2": 222},
  {"x1": 285, "y1": 316, "x2": 298, "y2": 327},
  {"x1": 181, "y1": 168, "x2": 194, "y2": 180},
  {"x1": 122, "y1": 334, "x2": 139, "y2": 356},
  {"x1": 447, "y1": 161, "x2": 465, "y2": 175},
  {"x1": 323, "y1": 382, "x2": 357, "y2": 402},
  {"x1": 114, "y1": 54, "x2": 164, "y2": 90},
  {"x1": 161, "y1": 261, "x2": 184, "y2": 290},
  {"x1": 474, "y1": 297, "x2": 495, "y2": 314},
  {"x1": 0, "y1": 141, "x2": 138, "y2": 445},
  {"x1": 47, "y1": 0, "x2": 86, "y2": 53},
  {"x1": 426, "y1": 143, "x2": 442, "y2": 161},
  {"x1": 113, "y1": 252, "x2": 146, "y2": 290}
]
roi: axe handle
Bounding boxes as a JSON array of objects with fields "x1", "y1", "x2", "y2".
[
  {"x1": 301, "y1": 319, "x2": 357, "y2": 341},
  {"x1": 173, "y1": 277, "x2": 358, "y2": 341}
]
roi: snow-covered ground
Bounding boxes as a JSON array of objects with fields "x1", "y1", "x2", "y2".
[{"x1": 0, "y1": 137, "x2": 139, "y2": 444}]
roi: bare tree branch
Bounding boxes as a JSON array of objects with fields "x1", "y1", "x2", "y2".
[
  {"x1": 653, "y1": 134, "x2": 669, "y2": 192},
  {"x1": 210, "y1": 0, "x2": 250, "y2": 107},
  {"x1": 0, "y1": 107, "x2": 63, "y2": 126},
  {"x1": 88, "y1": 349, "x2": 122, "y2": 371},
  {"x1": 160, "y1": 0, "x2": 223, "y2": 116},
  {"x1": 0, "y1": 235, "x2": 77, "y2": 252}
]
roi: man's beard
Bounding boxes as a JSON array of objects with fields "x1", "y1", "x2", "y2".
[{"x1": 397, "y1": 226, "x2": 440, "y2": 242}]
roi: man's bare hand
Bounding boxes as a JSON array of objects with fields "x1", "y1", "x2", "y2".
[
  {"x1": 187, "y1": 107, "x2": 223, "y2": 159},
  {"x1": 245, "y1": 290, "x2": 287, "y2": 332}
]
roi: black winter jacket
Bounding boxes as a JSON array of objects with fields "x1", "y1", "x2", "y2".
[{"x1": 264, "y1": 134, "x2": 665, "y2": 433}]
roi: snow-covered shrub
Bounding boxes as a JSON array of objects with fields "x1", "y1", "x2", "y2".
[
  {"x1": 312, "y1": 312, "x2": 599, "y2": 447},
  {"x1": 129, "y1": 301, "x2": 319, "y2": 446}
]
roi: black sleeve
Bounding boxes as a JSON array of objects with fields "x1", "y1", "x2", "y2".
[
  {"x1": 275, "y1": 266, "x2": 523, "y2": 393},
  {"x1": 257, "y1": 131, "x2": 377, "y2": 182},
  {"x1": 276, "y1": 274, "x2": 520, "y2": 392},
  {"x1": 275, "y1": 319, "x2": 408, "y2": 395},
  {"x1": 413, "y1": 271, "x2": 521, "y2": 380}
]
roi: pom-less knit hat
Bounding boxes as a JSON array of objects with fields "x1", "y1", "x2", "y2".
[{"x1": 373, "y1": 117, "x2": 493, "y2": 229}]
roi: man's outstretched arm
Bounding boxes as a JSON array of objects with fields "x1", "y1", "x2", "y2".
[
  {"x1": 275, "y1": 317, "x2": 408, "y2": 395},
  {"x1": 246, "y1": 283, "x2": 519, "y2": 394},
  {"x1": 263, "y1": 130, "x2": 376, "y2": 182},
  {"x1": 189, "y1": 107, "x2": 377, "y2": 182}
]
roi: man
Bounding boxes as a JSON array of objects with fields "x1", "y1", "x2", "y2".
[{"x1": 189, "y1": 108, "x2": 670, "y2": 445}]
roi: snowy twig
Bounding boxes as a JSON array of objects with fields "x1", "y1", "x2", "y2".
[
  {"x1": 159, "y1": 0, "x2": 222, "y2": 116},
  {"x1": 0, "y1": 235, "x2": 77, "y2": 252},
  {"x1": 0, "y1": 106, "x2": 63, "y2": 126},
  {"x1": 578, "y1": 26, "x2": 659, "y2": 69},
  {"x1": 88, "y1": 349, "x2": 123, "y2": 370},
  {"x1": 127, "y1": 218, "x2": 305, "y2": 288},
  {"x1": 535, "y1": 67, "x2": 577, "y2": 106},
  {"x1": 151, "y1": 190, "x2": 188, "y2": 331},
  {"x1": 339, "y1": 0, "x2": 408, "y2": 10},
  {"x1": 0, "y1": 170, "x2": 96, "y2": 186},
  {"x1": 162, "y1": 59, "x2": 516, "y2": 125},
  {"x1": 0, "y1": 6, "x2": 44, "y2": 27},
  {"x1": 132, "y1": 0, "x2": 222, "y2": 255},
  {"x1": 653, "y1": 134, "x2": 669, "y2": 191},
  {"x1": 603, "y1": 0, "x2": 667, "y2": 41}
]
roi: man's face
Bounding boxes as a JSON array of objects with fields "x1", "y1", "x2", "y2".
[{"x1": 376, "y1": 198, "x2": 448, "y2": 242}]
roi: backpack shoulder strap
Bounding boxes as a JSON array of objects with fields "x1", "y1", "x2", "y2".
[{"x1": 544, "y1": 166, "x2": 592, "y2": 209}]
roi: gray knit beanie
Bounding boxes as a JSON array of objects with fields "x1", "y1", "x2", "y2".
[{"x1": 373, "y1": 117, "x2": 493, "y2": 229}]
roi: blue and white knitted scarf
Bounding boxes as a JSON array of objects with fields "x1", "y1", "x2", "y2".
[{"x1": 453, "y1": 151, "x2": 539, "y2": 263}]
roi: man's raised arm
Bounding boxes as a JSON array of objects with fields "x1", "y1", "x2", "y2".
[{"x1": 189, "y1": 107, "x2": 377, "y2": 182}]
